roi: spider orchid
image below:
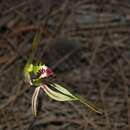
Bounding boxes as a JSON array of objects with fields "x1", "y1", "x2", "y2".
[
  {"x1": 24, "y1": 64, "x2": 76, "y2": 115},
  {"x1": 23, "y1": 32, "x2": 102, "y2": 117}
]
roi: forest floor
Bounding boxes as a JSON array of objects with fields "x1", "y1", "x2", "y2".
[{"x1": 0, "y1": 0, "x2": 130, "y2": 130}]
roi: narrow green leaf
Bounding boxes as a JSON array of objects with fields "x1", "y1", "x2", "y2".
[
  {"x1": 43, "y1": 85, "x2": 77, "y2": 101},
  {"x1": 32, "y1": 86, "x2": 41, "y2": 116}
]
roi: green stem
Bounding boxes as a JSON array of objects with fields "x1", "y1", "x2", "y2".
[{"x1": 27, "y1": 31, "x2": 42, "y2": 65}]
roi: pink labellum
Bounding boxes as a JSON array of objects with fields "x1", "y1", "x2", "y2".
[{"x1": 39, "y1": 65, "x2": 53, "y2": 78}]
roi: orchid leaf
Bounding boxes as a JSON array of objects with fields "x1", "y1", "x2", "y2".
[
  {"x1": 32, "y1": 86, "x2": 41, "y2": 116},
  {"x1": 43, "y1": 85, "x2": 77, "y2": 101}
]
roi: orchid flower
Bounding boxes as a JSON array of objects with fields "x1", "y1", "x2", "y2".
[{"x1": 23, "y1": 32, "x2": 102, "y2": 117}]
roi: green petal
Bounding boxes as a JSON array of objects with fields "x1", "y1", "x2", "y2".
[
  {"x1": 24, "y1": 63, "x2": 33, "y2": 74},
  {"x1": 32, "y1": 64, "x2": 43, "y2": 74},
  {"x1": 43, "y1": 85, "x2": 77, "y2": 101},
  {"x1": 50, "y1": 83, "x2": 77, "y2": 99},
  {"x1": 76, "y1": 95, "x2": 103, "y2": 115},
  {"x1": 32, "y1": 87, "x2": 41, "y2": 116},
  {"x1": 50, "y1": 84, "x2": 102, "y2": 114}
]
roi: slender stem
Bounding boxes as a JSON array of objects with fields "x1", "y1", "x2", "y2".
[{"x1": 28, "y1": 31, "x2": 42, "y2": 64}]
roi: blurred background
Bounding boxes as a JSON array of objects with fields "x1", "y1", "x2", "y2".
[{"x1": 0, "y1": 0, "x2": 130, "y2": 130}]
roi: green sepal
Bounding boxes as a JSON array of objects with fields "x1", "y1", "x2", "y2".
[
  {"x1": 32, "y1": 63, "x2": 43, "y2": 74},
  {"x1": 50, "y1": 83, "x2": 77, "y2": 99},
  {"x1": 32, "y1": 78, "x2": 42, "y2": 86},
  {"x1": 32, "y1": 86, "x2": 41, "y2": 116},
  {"x1": 43, "y1": 85, "x2": 78, "y2": 101},
  {"x1": 24, "y1": 63, "x2": 33, "y2": 74}
]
